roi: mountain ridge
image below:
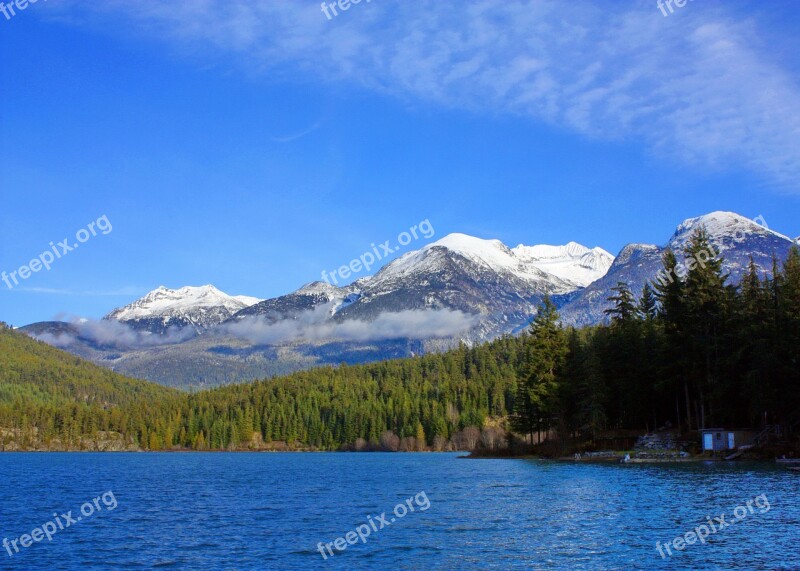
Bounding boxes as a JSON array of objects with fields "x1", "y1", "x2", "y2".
[
  {"x1": 105, "y1": 284, "x2": 261, "y2": 335},
  {"x1": 19, "y1": 211, "x2": 797, "y2": 389}
]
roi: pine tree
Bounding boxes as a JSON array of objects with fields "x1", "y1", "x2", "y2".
[
  {"x1": 511, "y1": 297, "x2": 567, "y2": 443},
  {"x1": 681, "y1": 227, "x2": 731, "y2": 428},
  {"x1": 653, "y1": 248, "x2": 691, "y2": 429},
  {"x1": 777, "y1": 247, "x2": 800, "y2": 425},
  {"x1": 653, "y1": 249, "x2": 685, "y2": 333},
  {"x1": 193, "y1": 431, "x2": 206, "y2": 450},
  {"x1": 638, "y1": 283, "x2": 658, "y2": 320},
  {"x1": 415, "y1": 422, "x2": 427, "y2": 451},
  {"x1": 605, "y1": 282, "x2": 637, "y2": 324}
]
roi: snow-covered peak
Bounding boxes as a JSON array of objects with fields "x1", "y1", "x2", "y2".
[
  {"x1": 294, "y1": 281, "x2": 343, "y2": 297},
  {"x1": 670, "y1": 211, "x2": 789, "y2": 247},
  {"x1": 348, "y1": 276, "x2": 372, "y2": 290},
  {"x1": 232, "y1": 294, "x2": 262, "y2": 306},
  {"x1": 614, "y1": 243, "x2": 660, "y2": 266},
  {"x1": 106, "y1": 285, "x2": 261, "y2": 322},
  {"x1": 374, "y1": 232, "x2": 613, "y2": 291},
  {"x1": 513, "y1": 242, "x2": 614, "y2": 287},
  {"x1": 428, "y1": 233, "x2": 518, "y2": 272},
  {"x1": 514, "y1": 241, "x2": 590, "y2": 260}
]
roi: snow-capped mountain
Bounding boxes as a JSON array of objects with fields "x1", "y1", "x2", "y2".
[
  {"x1": 559, "y1": 212, "x2": 796, "y2": 326},
  {"x1": 20, "y1": 212, "x2": 796, "y2": 389},
  {"x1": 232, "y1": 280, "x2": 359, "y2": 323},
  {"x1": 512, "y1": 242, "x2": 614, "y2": 288},
  {"x1": 105, "y1": 285, "x2": 261, "y2": 335},
  {"x1": 367, "y1": 233, "x2": 611, "y2": 293},
  {"x1": 233, "y1": 233, "x2": 612, "y2": 344}
]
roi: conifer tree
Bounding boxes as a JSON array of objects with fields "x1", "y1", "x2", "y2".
[
  {"x1": 605, "y1": 282, "x2": 637, "y2": 324},
  {"x1": 653, "y1": 248, "x2": 691, "y2": 429},
  {"x1": 511, "y1": 297, "x2": 567, "y2": 443},
  {"x1": 682, "y1": 227, "x2": 729, "y2": 429},
  {"x1": 638, "y1": 283, "x2": 658, "y2": 320}
]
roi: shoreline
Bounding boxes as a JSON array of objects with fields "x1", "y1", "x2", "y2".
[{"x1": 0, "y1": 450, "x2": 792, "y2": 466}]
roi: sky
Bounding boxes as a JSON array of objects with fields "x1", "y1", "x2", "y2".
[{"x1": 1, "y1": 0, "x2": 799, "y2": 326}]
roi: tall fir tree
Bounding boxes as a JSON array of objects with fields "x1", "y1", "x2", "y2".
[
  {"x1": 511, "y1": 296, "x2": 568, "y2": 443},
  {"x1": 682, "y1": 227, "x2": 730, "y2": 429},
  {"x1": 638, "y1": 283, "x2": 658, "y2": 320},
  {"x1": 605, "y1": 282, "x2": 637, "y2": 324}
]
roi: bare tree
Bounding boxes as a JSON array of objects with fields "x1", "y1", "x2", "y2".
[
  {"x1": 480, "y1": 427, "x2": 507, "y2": 450},
  {"x1": 399, "y1": 436, "x2": 417, "y2": 452},
  {"x1": 452, "y1": 426, "x2": 481, "y2": 450},
  {"x1": 379, "y1": 431, "x2": 400, "y2": 452},
  {"x1": 463, "y1": 426, "x2": 481, "y2": 450}
]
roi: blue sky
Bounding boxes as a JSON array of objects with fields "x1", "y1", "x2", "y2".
[{"x1": 1, "y1": 0, "x2": 799, "y2": 326}]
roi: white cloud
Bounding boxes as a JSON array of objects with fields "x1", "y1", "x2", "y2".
[
  {"x1": 33, "y1": 317, "x2": 195, "y2": 348},
  {"x1": 52, "y1": 0, "x2": 800, "y2": 191},
  {"x1": 12, "y1": 286, "x2": 145, "y2": 296},
  {"x1": 224, "y1": 305, "x2": 478, "y2": 344}
]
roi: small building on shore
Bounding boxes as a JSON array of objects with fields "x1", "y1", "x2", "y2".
[{"x1": 700, "y1": 428, "x2": 757, "y2": 452}]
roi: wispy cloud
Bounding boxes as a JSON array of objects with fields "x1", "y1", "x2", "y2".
[
  {"x1": 33, "y1": 317, "x2": 195, "y2": 348},
  {"x1": 33, "y1": 305, "x2": 478, "y2": 348},
  {"x1": 51, "y1": 0, "x2": 800, "y2": 192},
  {"x1": 11, "y1": 287, "x2": 75, "y2": 295},
  {"x1": 9, "y1": 286, "x2": 145, "y2": 296},
  {"x1": 270, "y1": 120, "x2": 325, "y2": 143},
  {"x1": 83, "y1": 286, "x2": 147, "y2": 297},
  {"x1": 224, "y1": 304, "x2": 478, "y2": 344}
]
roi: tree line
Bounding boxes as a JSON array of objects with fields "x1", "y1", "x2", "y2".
[{"x1": 512, "y1": 229, "x2": 800, "y2": 444}]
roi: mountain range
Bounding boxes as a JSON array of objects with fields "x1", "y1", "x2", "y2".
[{"x1": 20, "y1": 211, "x2": 797, "y2": 389}]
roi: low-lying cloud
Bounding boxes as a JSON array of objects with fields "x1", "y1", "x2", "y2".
[
  {"x1": 224, "y1": 306, "x2": 479, "y2": 345},
  {"x1": 33, "y1": 317, "x2": 195, "y2": 349},
  {"x1": 31, "y1": 308, "x2": 478, "y2": 350}
]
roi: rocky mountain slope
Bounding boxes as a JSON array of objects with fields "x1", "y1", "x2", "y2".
[
  {"x1": 558, "y1": 212, "x2": 796, "y2": 326},
  {"x1": 105, "y1": 285, "x2": 260, "y2": 335}
]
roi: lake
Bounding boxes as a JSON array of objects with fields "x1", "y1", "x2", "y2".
[{"x1": 0, "y1": 453, "x2": 797, "y2": 570}]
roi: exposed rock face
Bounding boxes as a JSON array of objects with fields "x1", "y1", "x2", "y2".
[
  {"x1": 0, "y1": 428, "x2": 140, "y2": 452},
  {"x1": 635, "y1": 432, "x2": 678, "y2": 451}
]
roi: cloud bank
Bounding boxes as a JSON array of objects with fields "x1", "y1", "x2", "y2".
[
  {"x1": 51, "y1": 0, "x2": 800, "y2": 192},
  {"x1": 224, "y1": 305, "x2": 479, "y2": 344},
  {"x1": 34, "y1": 307, "x2": 478, "y2": 348},
  {"x1": 34, "y1": 317, "x2": 195, "y2": 349}
]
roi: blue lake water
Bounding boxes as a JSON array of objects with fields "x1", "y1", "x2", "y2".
[{"x1": 0, "y1": 453, "x2": 798, "y2": 570}]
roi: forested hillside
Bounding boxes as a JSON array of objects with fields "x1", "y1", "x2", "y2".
[
  {"x1": 0, "y1": 321, "x2": 523, "y2": 451},
  {"x1": 0, "y1": 325, "x2": 183, "y2": 449}
]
